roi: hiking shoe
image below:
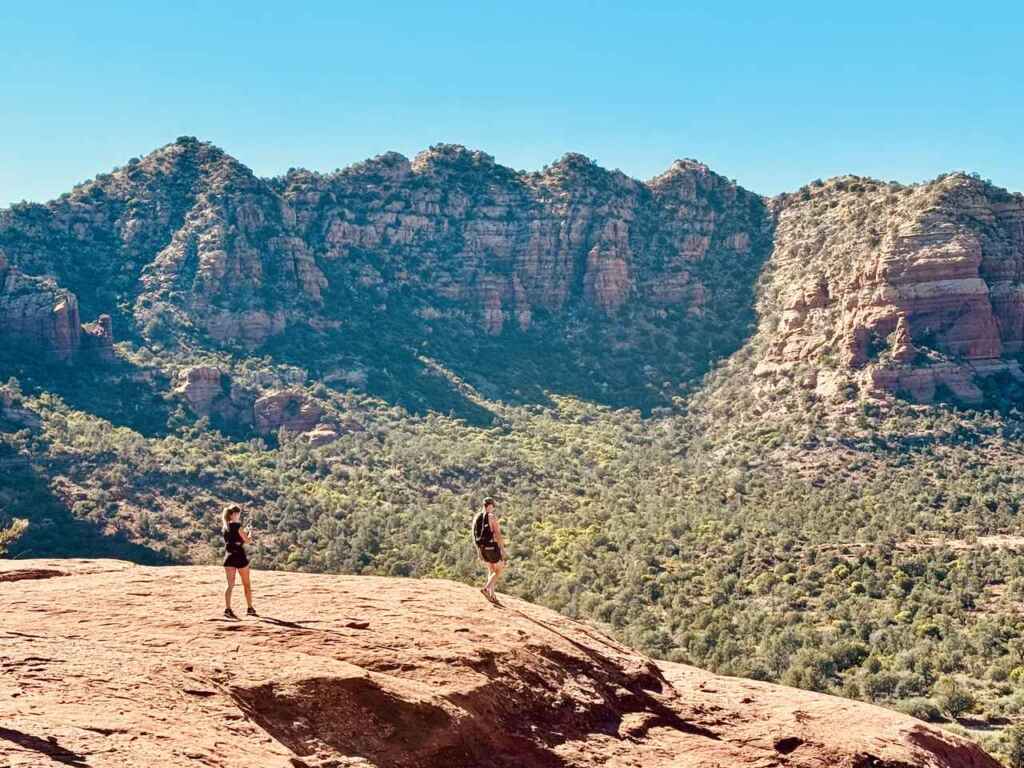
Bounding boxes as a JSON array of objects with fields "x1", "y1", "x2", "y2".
[
  {"x1": 224, "y1": 607, "x2": 238, "y2": 620},
  {"x1": 246, "y1": 606, "x2": 258, "y2": 617}
]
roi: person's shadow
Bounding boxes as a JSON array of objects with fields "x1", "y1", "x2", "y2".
[{"x1": 0, "y1": 726, "x2": 88, "y2": 766}]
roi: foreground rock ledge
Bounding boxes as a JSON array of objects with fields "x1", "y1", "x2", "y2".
[{"x1": 0, "y1": 560, "x2": 999, "y2": 768}]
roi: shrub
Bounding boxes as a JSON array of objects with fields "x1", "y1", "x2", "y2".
[
  {"x1": 894, "y1": 673, "x2": 929, "y2": 698},
  {"x1": 863, "y1": 671, "x2": 902, "y2": 701},
  {"x1": 1006, "y1": 724, "x2": 1024, "y2": 768},
  {"x1": 0, "y1": 518, "x2": 28, "y2": 556},
  {"x1": 830, "y1": 641, "x2": 869, "y2": 671},
  {"x1": 933, "y1": 676, "x2": 976, "y2": 718},
  {"x1": 895, "y1": 697, "x2": 943, "y2": 722}
]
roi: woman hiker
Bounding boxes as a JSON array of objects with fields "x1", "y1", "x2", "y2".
[{"x1": 222, "y1": 504, "x2": 256, "y2": 619}]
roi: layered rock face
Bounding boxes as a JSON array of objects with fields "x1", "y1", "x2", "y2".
[
  {"x1": 6, "y1": 139, "x2": 1024, "y2": 411},
  {"x1": 174, "y1": 366, "x2": 339, "y2": 442},
  {"x1": 0, "y1": 139, "x2": 324, "y2": 350},
  {"x1": 0, "y1": 559, "x2": 1000, "y2": 768},
  {"x1": 0, "y1": 251, "x2": 115, "y2": 363},
  {"x1": 173, "y1": 365, "x2": 254, "y2": 428},
  {"x1": 0, "y1": 139, "x2": 768, "y2": 354},
  {"x1": 277, "y1": 148, "x2": 768, "y2": 351},
  {"x1": 755, "y1": 174, "x2": 1024, "y2": 404}
]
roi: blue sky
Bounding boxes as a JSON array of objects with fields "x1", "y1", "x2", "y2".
[{"x1": 2, "y1": 1, "x2": 1021, "y2": 207}]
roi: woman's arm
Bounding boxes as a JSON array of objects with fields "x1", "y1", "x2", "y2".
[{"x1": 239, "y1": 528, "x2": 252, "y2": 544}]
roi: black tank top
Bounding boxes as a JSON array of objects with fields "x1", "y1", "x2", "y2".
[{"x1": 224, "y1": 522, "x2": 245, "y2": 555}]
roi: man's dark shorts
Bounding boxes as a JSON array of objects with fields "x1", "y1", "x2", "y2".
[{"x1": 479, "y1": 544, "x2": 502, "y2": 564}]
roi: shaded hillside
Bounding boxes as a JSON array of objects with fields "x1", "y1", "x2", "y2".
[{"x1": 0, "y1": 138, "x2": 771, "y2": 413}]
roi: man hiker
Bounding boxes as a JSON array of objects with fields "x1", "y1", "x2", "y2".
[{"x1": 473, "y1": 496, "x2": 506, "y2": 603}]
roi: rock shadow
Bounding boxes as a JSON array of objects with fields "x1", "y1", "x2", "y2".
[
  {"x1": 448, "y1": 610, "x2": 720, "y2": 753},
  {"x1": 0, "y1": 726, "x2": 88, "y2": 767},
  {"x1": 0, "y1": 352, "x2": 173, "y2": 439},
  {"x1": 230, "y1": 673, "x2": 565, "y2": 768}
]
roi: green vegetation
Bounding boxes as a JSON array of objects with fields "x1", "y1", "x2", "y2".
[
  {"x1": 3, "y1": 352, "x2": 1024, "y2": 762},
  {"x1": 1007, "y1": 725, "x2": 1024, "y2": 768},
  {"x1": 0, "y1": 517, "x2": 27, "y2": 556}
]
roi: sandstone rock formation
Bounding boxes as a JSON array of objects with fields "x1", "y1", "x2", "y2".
[
  {"x1": 173, "y1": 371, "x2": 338, "y2": 442},
  {"x1": 0, "y1": 252, "x2": 81, "y2": 362},
  {"x1": 5, "y1": 139, "x2": 1024, "y2": 411},
  {"x1": 0, "y1": 139, "x2": 768, "y2": 358},
  {"x1": 276, "y1": 146, "x2": 767, "y2": 349},
  {"x1": 173, "y1": 365, "x2": 254, "y2": 427},
  {"x1": 304, "y1": 423, "x2": 341, "y2": 447},
  {"x1": 81, "y1": 313, "x2": 116, "y2": 361},
  {"x1": 890, "y1": 315, "x2": 917, "y2": 363},
  {"x1": 0, "y1": 251, "x2": 116, "y2": 363},
  {"x1": 755, "y1": 174, "x2": 1024, "y2": 404},
  {"x1": 0, "y1": 559, "x2": 1000, "y2": 768},
  {"x1": 174, "y1": 365, "x2": 229, "y2": 414},
  {"x1": 254, "y1": 389, "x2": 323, "y2": 433}
]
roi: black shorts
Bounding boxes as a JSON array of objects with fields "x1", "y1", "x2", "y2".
[
  {"x1": 479, "y1": 545, "x2": 502, "y2": 564},
  {"x1": 224, "y1": 551, "x2": 250, "y2": 569}
]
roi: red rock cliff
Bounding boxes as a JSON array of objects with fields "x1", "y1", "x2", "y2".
[
  {"x1": 0, "y1": 251, "x2": 115, "y2": 363},
  {"x1": 0, "y1": 139, "x2": 769, "y2": 353},
  {"x1": 755, "y1": 174, "x2": 1024, "y2": 404}
]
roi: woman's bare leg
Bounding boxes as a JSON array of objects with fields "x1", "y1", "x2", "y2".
[
  {"x1": 224, "y1": 567, "x2": 237, "y2": 609},
  {"x1": 239, "y1": 566, "x2": 253, "y2": 609}
]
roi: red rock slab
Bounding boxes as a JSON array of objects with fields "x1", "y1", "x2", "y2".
[{"x1": 0, "y1": 559, "x2": 1000, "y2": 768}]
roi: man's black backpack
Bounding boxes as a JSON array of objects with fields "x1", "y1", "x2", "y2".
[{"x1": 472, "y1": 509, "x2": 494, "y2": 547}]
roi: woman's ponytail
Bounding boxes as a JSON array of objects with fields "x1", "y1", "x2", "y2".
[{"x1": 222, "y1": 504, "x2": 241, "y2": 531}]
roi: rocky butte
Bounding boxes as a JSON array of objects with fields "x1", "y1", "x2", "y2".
[
  {"x1": 3, "y1": 139, "x2": 761, "y2": 343},
  {"x1": 0, "y1": 251, "x2": 114, "y2": 364},
  {"x1": 0, "y1": 559, "x2": 1001, "y2": 767},
  {"x1": 752, "y1": 174, "x2": 1024, "y2": 405}
]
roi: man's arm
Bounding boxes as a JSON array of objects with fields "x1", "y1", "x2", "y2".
[{"x1": 490, "y1": 513, "x2": 506, "y2": 558}]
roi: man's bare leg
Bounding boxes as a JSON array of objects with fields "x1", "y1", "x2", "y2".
[{"x1": 484, "y1": 561, "x2": 504, "y2": 599}]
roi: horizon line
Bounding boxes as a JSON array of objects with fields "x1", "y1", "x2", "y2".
[{"x1": 3, "y1": 135, "x2": 1022, "y2": 208}]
